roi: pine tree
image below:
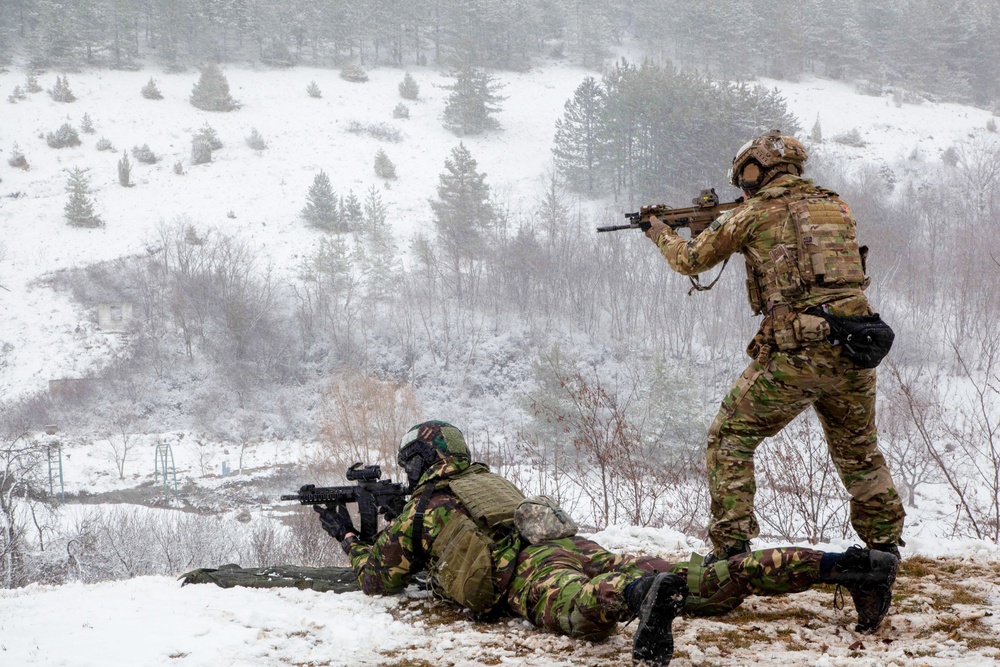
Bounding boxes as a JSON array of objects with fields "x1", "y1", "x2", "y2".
[
  {"x1": 118, "y1": 150, "x2": 132, "y2": 186},
  {"x1": 552, "y1": 76, "x2": 607, "y2": 195},
  {"x1": 302, "y1": 170, "x2": 341, "y2": 231},
  {"x1": 190, "y1": 62, "x2": 239, "y2": 111},
  {"x1": 142, "y1": 78, "x2": 163, "y2": 100},
  {"x1": 80, "y1": 113, "x2": 95, "y2": 134},
  {"x1": 398, "y1": 72, "x2": 419, "y2": 100},
  {"x1": 194, "y1": 123, "x2": 223, "y2": 149},
  {"x1": 358, "y1": 185, "x2": 396, "y2": 300},
  {"x1": 430, "y1": 143, "x2": 495, "y2": 294},
  {"x1": 48, "y1": 75, "x2": 76, "y2": 103},
  {"x1": 306, "y1": 80, "x2": 322, "y2": 98},
  {"x1": 46, "y1": 123, "x2": 81, "y2": 148},
  {"x1": 810, "y1": 115, "x2": 823, "y2": 143},
  {"x1": 64, "y1": 167, "x2": 103, "y2": 227},
  {"x1": 374, "y1": 148, "x2": 397, "y2": 179},
  {"x1": 191, "y1": 136, "x2": 212, "y2": 164},
  {"x1": 342, "y1": 190, "x2": 363, "y2": 229},
  {"x1": 245, "y1": 128, "x2": 268, "y2": 150},
  {"x1": 442, "y1": 65, "x2": 506, "y2": 136}
]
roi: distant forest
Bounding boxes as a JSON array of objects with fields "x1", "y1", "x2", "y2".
[{"x1": 1, "y1": 0, "x2": 997, "y2": 109}]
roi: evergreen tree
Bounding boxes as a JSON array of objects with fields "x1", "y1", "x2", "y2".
[
  {"x1": 191, "y1": 136, "x2": 212, "y2": 164},
  {"x1": 306, "y1": 80, "x2": 322, "y2": 98},
  {"x1": 48, "y1": 75, "x2": 75, "y2": 102},
  {"x1": 190, "y1": 62, "x2": 239, "y2": 111},
  {"x1": 398, "y1": 72, "x2": 419, "y2": 100},
  {"x1": 80, "y1": 112, "x2": 95, "y2": 133},
  {"x1": 46, "y1": 123, "x2": 81, "y2": 148},
  {"x1": 342, "y1": 190, "x2": 363, "y2": 229},
  {"x1": 64, "y1": 167, "x2": 103, "y2": 227},
  {"x1": 430, "y1": 143, "x2": 495, "y2": 294},
  {"x1": 552, "y1": 76, "x2": 607, "y2": 195},
  {"x1": 142, "y1": 78, "x2": 163, "y2": 100},
  {"x1": 810, "y1": 115, "x2": 823, "y2": 144},
  {"x1": 118, "y1": 150, "x2": 132, "y2": 186},
  {"x1": 374, "y1": 148, "x2": 397, "y2": 179},
  {"x1": 358, "y1": 185, "x2": 397, "y2": 300},
  {"x1": 302, "y1": 170, "x2": 341, "y2": 231},
  {"x1": 442, "y1": 65, "x2": 506, "y2": 136},
  {"x1": 194, "y1": 123, "x2": 223, "y2": 150},
  {"x1": 245, "y1": 128, "x2": 268, "y2": 150}
]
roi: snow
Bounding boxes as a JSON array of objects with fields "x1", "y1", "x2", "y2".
[{"x1": 3, "y1": 55, "x2": 1000, "y2": 667}]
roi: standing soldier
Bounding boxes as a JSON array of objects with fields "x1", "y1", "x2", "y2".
[{"x1": 642, "y1": 131, "x2": 905, "y2": 565}]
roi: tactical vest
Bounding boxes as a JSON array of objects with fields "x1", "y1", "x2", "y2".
[
  {"x1": 745, "y1": 186, "x2": 867, "y2": 316},
  {"x1": 426, "y1": 464, "x2": 524, "y2": 613}
]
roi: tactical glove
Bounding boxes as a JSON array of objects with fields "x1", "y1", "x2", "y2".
[
  {"x1": 314, "y1": 503, "x2": 356, "y2": 542},
  {"x1": 643, "y1": 214, "x2": 670, "y2": 243}
]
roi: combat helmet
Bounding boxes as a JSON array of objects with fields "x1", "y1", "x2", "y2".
[
  {"x1": 728, "y1": 129, "x2": 808, "y2": 191},
  {"x1": 397, "y1": 420, "x2": 470, "y2": 488}
]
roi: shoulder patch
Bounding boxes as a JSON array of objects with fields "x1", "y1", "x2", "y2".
[
  {"x1": 709, "y1": 209, "x2": 732, "y2": 231},
  {"x1": 759, "y1": 187, "x2": 789, "y2": 199}
]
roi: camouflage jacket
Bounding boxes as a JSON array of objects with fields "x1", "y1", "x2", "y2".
[
  {"x1": 346, "y1": 456, "x2": 522, "y2": 601},
  {"x1": 655, "y1": 174, "x2": 870, "y2": 322}
]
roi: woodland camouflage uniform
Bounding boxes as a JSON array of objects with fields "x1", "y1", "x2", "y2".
[
  {"x1": 341, "y1": 424, "x2": 877, "y2": 641},
  {"x1": 649, "y1": 148, "x2": 906, "y2": 558}
]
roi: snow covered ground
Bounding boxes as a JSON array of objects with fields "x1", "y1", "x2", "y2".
[
  {"x1": 3, "y1": 57, "x2": 1000, "y2": 666},
  {"x1": 1, "y1": 525, "x2": 998, "y2": 667}
]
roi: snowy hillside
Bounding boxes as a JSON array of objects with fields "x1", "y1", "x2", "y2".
[{"x1": 3, "y1": 59, "x2": 1000, "y2": 667}]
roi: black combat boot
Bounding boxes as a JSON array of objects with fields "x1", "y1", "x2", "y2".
[
  {"x1": 627, "y1": 572, "x2": 688, "y2": 667},
  {"x1": 872, "y1": 542, "x2": 902, "y2": 560},
  {"x1": 821, "y1": 546, "x2": 898, "y2": 633}
]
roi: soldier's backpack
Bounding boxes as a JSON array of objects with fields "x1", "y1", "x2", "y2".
[
  {"x1": 513, "y1": 495, "x2": 578, "y2": 544},
  {"x1": 426, "y1": 464, "x2": 524, "y2": 613}
]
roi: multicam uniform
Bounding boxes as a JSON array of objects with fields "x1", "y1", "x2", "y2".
[
  {"x1": 346, "y1": 451, "x2": 836, "y2": 640},
  {"x1": 651, "y1": 173, "x2": 905, "y2": 557}
]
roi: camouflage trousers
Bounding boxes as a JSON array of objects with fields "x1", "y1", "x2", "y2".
[
  {"x1": 505, "y1": 537, "x2": 667, "y2": 641},
  {"x1": 707, "y1": 344, "x2": 905, "y2": 556},
  {"x1": 505, "y1": 538, "x2": 827, "y2": 640}
]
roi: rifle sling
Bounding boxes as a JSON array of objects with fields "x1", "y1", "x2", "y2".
[{"x1": 411, "y1": 484, "x2": 437, "y2": 565}]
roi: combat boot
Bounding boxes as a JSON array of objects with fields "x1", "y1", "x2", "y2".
[
  {"x1": 627, "y1": 572, "x2": 688, "y2": 667},
  {"x1": 821, "y1": 546, "x2": 898, "y2": 633}
]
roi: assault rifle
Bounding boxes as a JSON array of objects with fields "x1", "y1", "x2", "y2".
[
  {"x1": 597, "y1": 188, "x2": 742, "y2": 235},
  {"x1": 281, "y1": 462, "x2": 409, "y2": 542}
]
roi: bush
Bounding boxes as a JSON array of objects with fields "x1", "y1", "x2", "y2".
[
  {"x1": 988, "y1": 118, "x2": 997, "y2": 133},
  {"x1": 306, "y1": 81, "x2": 322, "y2": 98},
  {"x1": 142, "y1": 78, "x2": 163, "y2": 100},
  {"x1": 398, "y1": 72, "x2": 419, "y2": 100},
  {"x1": 942, "y1": 145, "x2": 959, "y2": 167},
  {"x1": 191, "y1": 137, "x2": 212, "y2": 164},
  {"x1": 132, "y1": 144, "x2": 157, "y2": 164},
  {"x1": 194, "y1": 123, "x2": 223, "y2": 150},
  {"x1": 346, "y1": 120, "x2": 403, "y2": 143},
  {"x1": 831, "y1": 128, "x2": 867, "y2": 148},
  {"x1": 173, "y1": 161, "x2": 185, "y2": 175},
  {"x1": 8, "y1": 143, "x2": 28, "y2": 169},
  {"x1": 7, "y1": 85, "x2": 25, "y2": 103},
  {"x1": 46, "y1": 123, "x2": 82, "y2": 148},
  {"x1": 24, "y1": 73, "x2": 42, "y2": 93},
  {"x1": 245, "y1": 127, "x2": 268, "y2": 151},
  {"x1": 80, "y1": 113, "x2": 95, "y2": 134},
  {"x1": 392, "y1": 103, "x2": 410, "y2": 119},
  {"x1": 340, "y1": 62, "x2": 368, "y2": 83},
  {"x1": 96, "y1": 137, "x2": 115, "y2": 152}
]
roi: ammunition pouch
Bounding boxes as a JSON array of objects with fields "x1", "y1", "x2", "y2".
[
  {"x1": 810, "y1": 309, "x2": 895, "y2": 369},
  {"x1": 684, "y1": 552, "x2": 745, "y2": 616},
  {"x1": 428, "y1": 465, "x2": 525, "y2": 613},
  {"x1": 513, "y1": 495, "x2": 578, "y2": 544},
  {"x1": 771, "y1": 311, "x2": 831, "y2": 351}
]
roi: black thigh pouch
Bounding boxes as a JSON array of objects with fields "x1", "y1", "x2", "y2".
[{"x1": 811, "y1": 310, "x2": 895, "y2": 369}]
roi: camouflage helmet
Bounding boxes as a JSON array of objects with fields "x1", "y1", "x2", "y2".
[
  {"x1": 397, "y1": 420, "x2": 470, "y2": 486},
  {"x1": 728, "y1": 130, "x2": 808, "y2": 190}
]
